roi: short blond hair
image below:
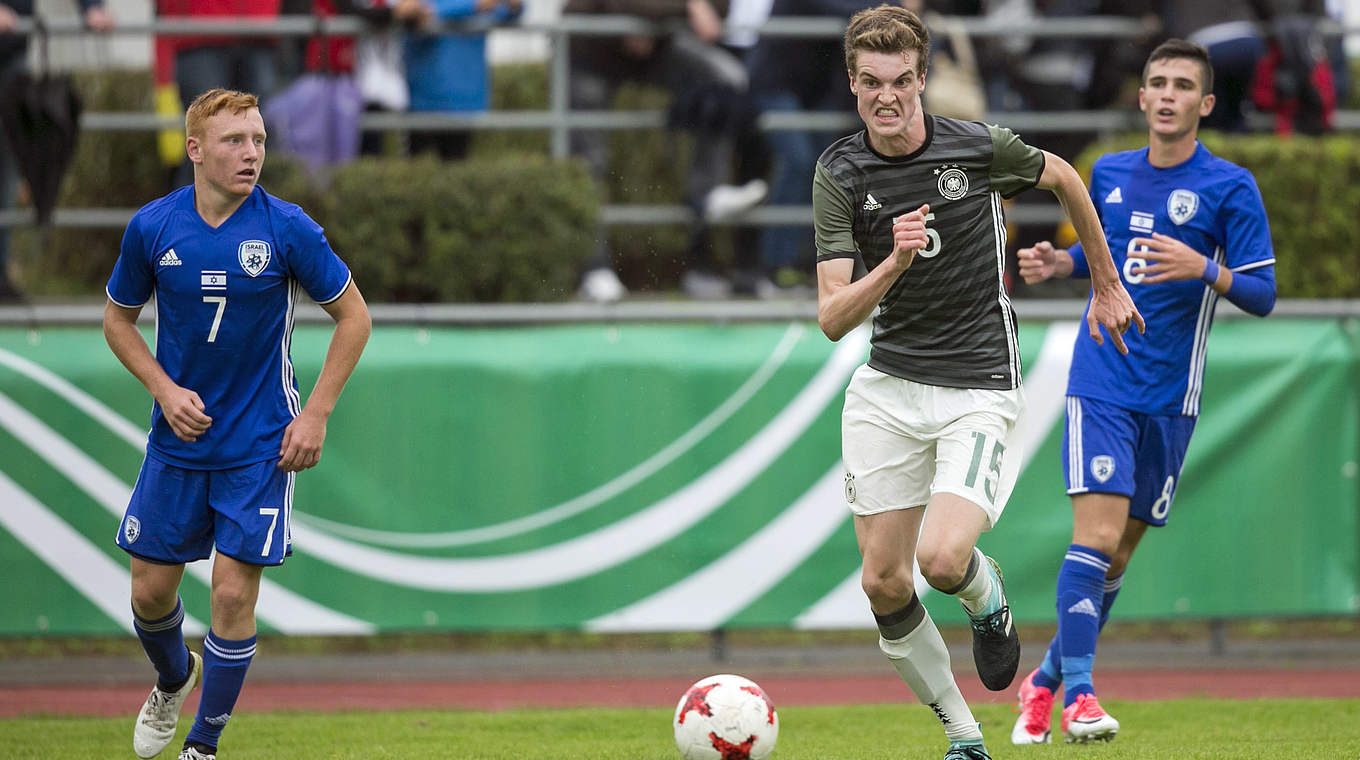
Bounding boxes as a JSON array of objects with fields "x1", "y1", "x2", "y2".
[
  {"x1": 844, "y1": 4, "x2": 931, "y2": 76},
  {"x1": 185, "y1": 88, "x2": 260, "y2": 138}
]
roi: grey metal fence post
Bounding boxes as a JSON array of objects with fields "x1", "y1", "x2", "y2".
[{"x1": 550, "y1": 25, "x2": 570, "y2": 160}]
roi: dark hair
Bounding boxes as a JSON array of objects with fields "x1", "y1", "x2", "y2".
[
  {"x1": 844, "y1": 4, "x2": 931, "y2": 76},
  {"x1": 1142, "y1": 38, "x2": 1213, "y2": 95}
]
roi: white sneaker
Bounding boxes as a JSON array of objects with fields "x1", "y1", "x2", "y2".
[
  {"x1": 579, "y1": 267, "x2": 626, "y2": 303},
  {"x1": 134, "y1": 651, "x2": 202, "y2": 758},
  {"x1": 704, "y1": 179, "x2": 768, "y2": 223},
  {"x1": 178, "y1": 746, "x2": 215, "y2": 760},
  {"x1": 681, "y1": 270, "x2": 732, "y2": 300}
]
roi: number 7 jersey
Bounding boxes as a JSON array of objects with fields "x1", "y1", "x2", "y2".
[{"x1": 106, "y1": 185, "x2": 352, "y2": 469}]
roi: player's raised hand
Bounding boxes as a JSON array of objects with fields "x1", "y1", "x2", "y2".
[
  {"x1": 1017, "y1": 240, "x2": 1059, "y2": 284},
  {"x1": 890, "y1": 204, "x2": 930, "y2": 271},
  {"x1": 156, "y1": 386, "x2": 211, "y2": 442},
  {"x1": 278, "y1": 409, "x2": 327, "y2": 472},
  {"x1": 1087, "y1": 280, "x2": 1145, "y2": 355},
  {"x1": 1129, "y1": 233, "x2": 1210, "y2": 283}
]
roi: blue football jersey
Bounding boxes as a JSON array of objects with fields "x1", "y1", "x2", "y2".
[
  {"x1": 1065, "y1": 142, "x2": 1274, "y2": 416},
  {"x1": 107, "y1": 185, "x2": 352, "y2": 469}
]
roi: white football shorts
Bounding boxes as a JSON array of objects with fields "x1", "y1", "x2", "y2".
[{"x1": 840, "y1": 365, "x2": 1025, "y2": 528}]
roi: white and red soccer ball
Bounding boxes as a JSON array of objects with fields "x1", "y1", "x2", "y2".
[{"x1": 673, "y1": 673, "x2": 779, "y2": 760}]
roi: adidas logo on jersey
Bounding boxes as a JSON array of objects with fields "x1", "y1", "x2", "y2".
[
  {"x1": 862, "y1": 193, "x2": 881, "y2": 211},
  {"x1": 158, "y1": 249, "x2": 182, "y2": 267},
  {"x1": 1067, "y1": 598, "x2": 1099, "y2": 618},
  {"x1": 1104, "y1": 187, "x2": 1123, "y2": 204}
]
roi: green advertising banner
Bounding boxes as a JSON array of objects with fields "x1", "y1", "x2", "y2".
[{"x1": 1, "y1": 318, "x2": 1356, "y2": 637}]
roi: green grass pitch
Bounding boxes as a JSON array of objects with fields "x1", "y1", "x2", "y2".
[{"x1": 3, "y1": 699, "x2": 1358, "y2": 759}]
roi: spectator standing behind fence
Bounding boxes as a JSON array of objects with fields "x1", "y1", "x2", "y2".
[
  {"x1": 403, "y1": 0, "x2": 521, "y2": 160},
  {"x1": 0, "y1": 0, "x2": 112, "y2": 302},
  {"x1": 160, "y1": 0, "x2": 286, "y2": 188},
  {"x1": 348, "y1": 0, "x2": 432, "y2": 155},
  {"x1": 567, "y1": 0, "x2": 762, "y2": 302},
  {"x1": 1162, "y1": 0, "x2": 1272, "y2": 132},
  {"x1": 1250, "y1": 0, "x2": 1336, "y2": 136},
  {"x1": 743, "y1": 0, "x2": 894, "y2": 297},
  {"x1": 716, "y1": 0, "x2": 775, "y2": 297}
]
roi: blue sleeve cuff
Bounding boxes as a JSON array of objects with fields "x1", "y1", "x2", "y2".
[
  {"x1": 1067, "y1": 243, "x2": 1090, "y2": 278},
  {"x1": 1223, "y1": 264, "x2": 1276, "y2": 316}
]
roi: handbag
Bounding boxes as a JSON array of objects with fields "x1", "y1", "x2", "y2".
[
  {"x1": 924, "y1": 13, "x2": 986, "y2": 121},
  {"x1": 356, "y1": 30, "x2": 409, "y2": 112},
  {"x1": 263, "y1": 14, "x2": 363, "y2": 176}
]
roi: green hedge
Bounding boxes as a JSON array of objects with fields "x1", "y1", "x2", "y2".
[
  {"x1": 1076, "y1": 132, "x2": 1360, "y2": 298},
  {"x1": 320, "y1": 154, "x2": 596, "y2": 302}
]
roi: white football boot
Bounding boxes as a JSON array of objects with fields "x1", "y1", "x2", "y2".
[{"x1": 134, "y1": 651, "x2": 203, "y2": 758}]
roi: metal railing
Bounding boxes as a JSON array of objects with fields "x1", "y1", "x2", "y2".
[{"x1": 8, "y1": 14, "x2": 1359, "y2": 232}]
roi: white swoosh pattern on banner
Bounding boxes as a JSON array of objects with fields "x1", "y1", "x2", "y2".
[
  {"x1": 794, "y1": 563, "x2": 934, "y2": 630},
  {"x1": 0, "y1": 470, "x2": 207, "y2": 635},
  {"x1": 293, "y1": 322, "x2": 809, "y2": 547},
  {"x1": 0, "y1": 347, "x2": 147, "y2": 447},
  {"x1": 790, "y1": 322, "x2": 1079, "y2": 630},
  {"x1": 288, "y1": 327, "x2": 871, "y2": 592},
  {"x1": 0, "y1": 390, "x2": 374, "y2": 634},
  {"x1": 584, "y1": 465, "x2": 849, "y2": 632}
]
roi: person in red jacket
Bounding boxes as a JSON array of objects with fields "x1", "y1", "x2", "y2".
[{"x1": 159, "y1": 0, "x2": 284, "y2": 187}]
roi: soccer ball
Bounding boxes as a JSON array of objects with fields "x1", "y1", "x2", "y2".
[{"x1": 673, "y1": 673, "x2": 779, "y2": 760}]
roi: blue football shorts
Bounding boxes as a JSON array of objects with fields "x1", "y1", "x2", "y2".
[
  {"x1": 1061, "y1": 395, "x2": 1197, "y2": 527},
  {"x1": 115, "y1": 456, "x2": 294, "y2": 566}
]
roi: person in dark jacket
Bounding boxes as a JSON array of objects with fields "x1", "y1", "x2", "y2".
[
  {"x1": 0, "y1": 0, "x2": 112, "y2": 301},
  {"x1": 567, "y1": 0, "x2": 759, "y2": 301}
]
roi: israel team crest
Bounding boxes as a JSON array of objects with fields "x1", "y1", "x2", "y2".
[
  {"x1": 1167, "y1": 189, "x2": 1199, "y2": 225},
  {"x1": 238, "y1": 240, "x2": 271, "y2": 277},
  {"x1": 123, "y1": 515, "x2": 141, "y2": 544},
  {"x1": 1090, "y1": 455, "x2": 1116, "y2": 483}
]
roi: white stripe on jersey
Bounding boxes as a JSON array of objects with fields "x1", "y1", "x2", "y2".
[
  {"x1": 990, "y1": 192, "x2": 1020, "y2": 386},
  {"x1": 1231, "y1": 257, "x2": 1275, "y2": 273},
  {"x1": 1181, "y1": 246, "x2": 1224, "y2": 416},
  {"x1": 1067, "y1": 396, "x2": 1087, "y2": 493},
  {"x1": 282, "y1": 279, "x2": 302, "y2": 418}
]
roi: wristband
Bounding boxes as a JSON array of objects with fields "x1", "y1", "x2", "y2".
[{"x1": 1199, "y1": 259, "x2": 1220, "y2": 285}]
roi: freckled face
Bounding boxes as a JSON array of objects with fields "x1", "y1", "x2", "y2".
[
  {"x1": 850, "y1": 49, "x2": 925, "y2": 154},
  {"x1": 188, "y1": 107, "x2": 266, "y2": 199}
]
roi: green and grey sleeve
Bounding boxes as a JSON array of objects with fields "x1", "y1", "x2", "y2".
[
  {"x1": 813, "y1": 162, "x2": 858, "y2": 261},
  {"x1": 987, "y1": 124, "x2": 1045, "y2": 199}
]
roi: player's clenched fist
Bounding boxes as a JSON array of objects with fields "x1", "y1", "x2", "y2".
[
  {"x1": 890, "y1": 204, "x2": 930, "y2": 271},
  {"x1": 1017, "y1": 240, "x2": 1059, "y2": 284}
]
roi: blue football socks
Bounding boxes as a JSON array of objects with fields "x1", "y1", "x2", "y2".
[
  {"x1": 185, "y1": 630, "x2": 257, "y2": 751},
  {"x1": 1034, "y1": 570, "x2": 1126, "y2": 695},
  {"x1": 1055, "y1": 544, "x2": 1111, "y2": 706},
  {"x1": 1100, "y1": 573, "x2": 1123, "y2": 628},
  {"x1": 133, "y1": 597, "x2": 191, "y2": 693}
]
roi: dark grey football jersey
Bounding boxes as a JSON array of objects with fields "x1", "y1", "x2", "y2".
[{"x1": 813, "y1": 116, "x2": 1045, "y2": 390}]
